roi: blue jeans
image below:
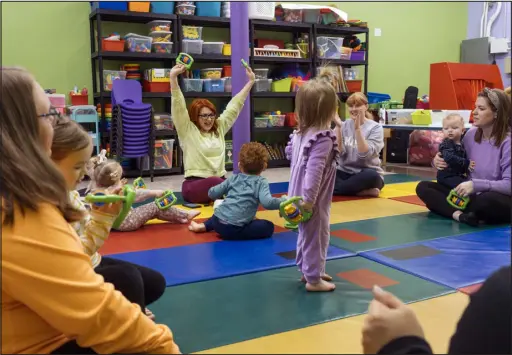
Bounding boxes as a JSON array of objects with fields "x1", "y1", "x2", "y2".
[
  {"x1": 333, "y1": 168, "x2": 384, "y2": 196},
  {"x1": 204, "y1": 215, "x2": 275, "y2": 241}
]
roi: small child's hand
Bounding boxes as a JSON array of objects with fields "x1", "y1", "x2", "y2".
[
  {"x1": 469, "y1": 161, "x2": 476, "y2": 172},
  {"x1": 120, "y1": 178, "x2": 128, "y2": 185},
  {"x1": 300, "y1": 201, "x2": 314, "y2": 214}
]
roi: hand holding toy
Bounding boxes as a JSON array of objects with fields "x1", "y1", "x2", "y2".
[
  {"x1": 280, "y1": 196, "x2": 312, "y2": 230},
  {"x1": 85, "y1": 185, "x2": 136, "y2": 229},
  {"x1": 446, "y1": 189, "x2": 470, "y2": 210},
  {"x1": 155, "y1": 190, "x2": 177, "y2": 210},
  {"x1": 177, "y1": 52, "x2": 194, "y2": 70}
]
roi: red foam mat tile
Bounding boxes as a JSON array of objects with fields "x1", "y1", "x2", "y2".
[{"x1": 390, "y1": 195, "x2": 426, "y2": 207}]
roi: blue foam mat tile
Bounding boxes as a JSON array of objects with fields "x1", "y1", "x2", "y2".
[
  {"x1": 360, "y1": 227, "x2": 511, "y2": 289},
  {"x1": 111, "y1": 231, "x2": 354, "y2": 286}
]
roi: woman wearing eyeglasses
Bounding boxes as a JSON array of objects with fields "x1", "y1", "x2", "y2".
[{"x1": 170, "y1": 64, "x2": 256, "y2": 204}]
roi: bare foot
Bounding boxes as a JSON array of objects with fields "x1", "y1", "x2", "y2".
[
  {"x1": 301, "y1": 273, "x2": 333, "y2": 283},
  {"x1": 356, "y1": 188, "x2": 380, "y2": 197},
  {"x1": 187, "y1": 210, "x2": 201, "y2": 221},
  {"x1": 145, "y1": 308, "x2": 155, "y2": 321},
  {"x1": 188, "y1": 221, "x2": 206, "y2": 233},
  {"x1": 306, "y1": 279, "x2": 336, "y2": 292}
]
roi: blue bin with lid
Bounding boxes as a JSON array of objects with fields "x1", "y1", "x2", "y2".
[
  {"x1": 91, "y1": 1, "x2": 128, "y2": 11},
  {"x1": 196, "y1": 1, "x2": 221, "y2": 17},
  {"x1": 151, "y1": 1, "x2": 175, "y2": 14},
  {"x1": 367, "y1": 92, "x2": 391, "y2": 104}
]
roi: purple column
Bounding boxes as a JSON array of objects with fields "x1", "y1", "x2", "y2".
[{"x1": 230, "y1": 1, "x2": 250, "y2": 173}]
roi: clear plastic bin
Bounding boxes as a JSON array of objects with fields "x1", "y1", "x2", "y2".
[
  {"x1": 182, "y1": 25, "x2": 202, "y2": 40},
  {"x1": 176, "y1": 4, "x2": 195, "y2": 15},
  {"x1": 253, "y1": 79, "x2": 272, "y2": 92},
  {"x1": 224, "y1": 77, "x2": 232, "y2": 92},
  {"x1": 182, "y1": 78, "x2": 203, "y2": 92},
  {"x1": 254, "y1": 68, "x2": 269, "y2": 79},
  {"x1": 103, "y1": 70, "x2": 127, "y2": 91},
  {"x1": 200, "y1": 68, "x2": 222, "y2": 79},
  {"x1": 203, "y1": 79, "x2": 225, "y2": 92},
  {"x1": 154, "y1": 113, "x2": 174, "y2": 130},
  {"x1": 182, "y1": 39, "x2": 203, "y2": 54},
  {"x1": 202, "y1": 42, "x2": 224, "y2": 55},
  {"x1": 316, "y1": 36, "x2": 344, "y2": 59},
  {"x1": 152, "y1": 42, "x2": 173, "y2": 53},
  {"x1": 124, "y1": 33, "x2": 152, "y2": 53},
  {"x1": 154, "y1": 139, "x2": 175, "y2": 170},
  {"x1": 147, "y1": 20, "x2": 172, "y2": 32},
  {"x1": 149, "y1": 31, "x2": 172, "y2": 43},
  {"x1": 254, "y1": 117, "x2": 269, "y2": 128},
  {"x1": 268, "y1": 114, "x2": 285, "y2": 127}
]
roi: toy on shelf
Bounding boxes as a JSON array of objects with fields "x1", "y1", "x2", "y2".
[
  {"x1": 85, "y1": 185, "x2": 136, "y2": 229},
  {"x1": 446, "y1": 190, "x2": 470, "y2": 210},
  {"x1": 155, "y1": 190, "x2": 177, "y2": 210},
  {"x1": 279, "y1": 196, "x2": 312, "y2": 230},
  {"x1": 177, "y1": 52, "x2": 194, "y2": 69},
  {"x1": 133, "y1": 177, "x2": 147, "y2": 189},
  {"x1": 254, "y1": 48, "x2": 301, "y2": 58}
]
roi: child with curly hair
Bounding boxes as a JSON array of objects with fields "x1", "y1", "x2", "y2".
[
  {"x1": 286, "y1": 77, "x2": 340, "y2": 292},
  {"x1": 189, "y1": 142, "x2": 286, "y2": 240}
]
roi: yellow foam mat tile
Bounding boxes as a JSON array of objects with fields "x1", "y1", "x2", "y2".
[
  {"x1": 198, "y1": 292, "x2": 468, "y2": 354},
  {"x1": 256, "y1": 198, "x2": 427, "y2": 227},
  {"x1": 145, "y1": 205, "x2": 215, "y2": 225},
  {"x1": 379, "y1": 181, "x2": 420, "y2": 198}
]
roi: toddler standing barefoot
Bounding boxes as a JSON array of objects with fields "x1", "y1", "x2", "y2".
[{"x1": 286, "y1": 78, "x2": 340, "y2": 292}]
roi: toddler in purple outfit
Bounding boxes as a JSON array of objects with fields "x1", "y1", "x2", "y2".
[{"x1": 286, "y1": 78, "x2": 340, "y2": 292}]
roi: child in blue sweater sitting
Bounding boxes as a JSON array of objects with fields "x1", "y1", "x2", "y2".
[{"x1": 189, "y1": 142, "x2": 286, "y2": 240}]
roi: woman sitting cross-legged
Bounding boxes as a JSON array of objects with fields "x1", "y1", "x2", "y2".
[
  {"x1": 170, "y1": 64, "x2": 255, "y2": 204},
  {"x1": 416, "y1": 88, "x2": 511, "y2": 226}
]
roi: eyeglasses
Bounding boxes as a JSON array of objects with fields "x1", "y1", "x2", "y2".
[
  {"x1": 198, "y1": 113, "x2": 216, "y2": 120},
  {"x1": 38, "y1": 107, "x2": 61, "y2": 126}
]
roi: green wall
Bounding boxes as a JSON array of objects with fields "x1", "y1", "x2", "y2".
[{"x1": 2, "y1": 2, "x2": 468, "y2": 101}]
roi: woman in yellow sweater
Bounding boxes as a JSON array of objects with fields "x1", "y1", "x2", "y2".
[
  {"x1": 1, "y1": 66, "x2": 180, "y2": 354},
  {"x1": 170, "y1": 63, "x2": 255, "y2": 204}
]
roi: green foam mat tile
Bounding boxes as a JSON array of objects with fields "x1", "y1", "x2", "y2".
[
  {"x1": 383, "y1": 173, "x2": 430, "y2": 184},
  {"x1": 151, "y1": 256, "x2": 453, "y2": 353},
  {"x1": 329, "y1": 212, "x2": 502, "y2": 253}
]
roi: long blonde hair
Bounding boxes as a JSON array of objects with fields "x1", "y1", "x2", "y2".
[
  {"x1": 295, "y1": 78, "x2": 338, "y2": 132},
  {"x1": 1, "y1": 67, "x2": 83, "y2": 225}
]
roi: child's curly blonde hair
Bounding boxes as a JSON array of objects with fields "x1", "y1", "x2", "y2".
[{"x1": 90, "y1": 159, "x2": 123, "y2": 188}]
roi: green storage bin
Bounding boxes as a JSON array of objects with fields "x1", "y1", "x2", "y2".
[
  {"x1": 412, "y1": 110, "x2": 432, "y2": 125},
  {"x1": 271, "y1": 78, "x2": 292, "y2": 92}
]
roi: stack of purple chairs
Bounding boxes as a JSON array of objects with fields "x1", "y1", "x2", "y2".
[{"x1": 110, "y1": 80, "x2": 154, "y2": 181}]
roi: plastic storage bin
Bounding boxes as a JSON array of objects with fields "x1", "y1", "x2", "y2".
[
  {"x1": 284, "y1": 9, "x2": 302, "y2": 22},
  {"x1": 182, "y1": 39, "x2": 203, "y2": 54},
  {"x1": 150, "y1": 2, "x2": 174, "y2": 14},
  {"x1": 196, "y1": 1, "x2": 221, "y2": 16},
  {"x1": 182, "y1": 26, "x2": 202, "y2": 40},
  {"x1": 253, "y1": 79, "x2": 272, "y2": 92},
  {"x1": 152, "y1": 42, "x2": 173, "y2": 53},
  {"x1": 91, "y1": 2, "x2": 128, "y2": 11},
  {"x1": 222, "y1": 44, "x2": 231, "y2": 55},
  {"x1": 154, "y1": 113, "x2": 174, "y2": 130},
  {"x1": 124, "y1": 33, "x2": 152, "y2": 53},
  {"x1": 350, "y1": 50, "x2": 366, "y2": 61},
  {"x1": 254, "y1": 117, "x2": 270, "y2": 128},
  {"x1": 254, "y1": 68, "x2": 269, "y2": 79},
  {"x1": 316, "y1": 36, "x2": 344, "y2": 59},
  {"x1": 182, "y1": 78, "x2": 203, "y2": 92},
  {"x1": 268, "y1": 114, "x2": 285, "y2": 127},
  {"x1": 303, "y1": 9, "x2": 321, "y2": 23},
  {"x1": 271, "y1": 78, "x2": 292, "y2": 92},
  {"x1": 103, "y1": 70, "x2": 127, "y2": 91},
  {"x1": 200, "y1": 68, "x2": 222, "y2": 79},
  {"x1": 154, "y1": 139, "x2": 175, "y2": 170},
  {"x1": 412, "y1": 110, "x2": 432, "y2": 125},
  {"x1": 176, "y1": 3, "x2": 195, "y2": 15},
  {"x1": 203, "y1": 79, "x2": 225, "y2": 92},
  {"x1": 102, "y1": 38, "x2": 125, "y2": 52},
  {"x1": 346, "y1": 80, "x2": 362, "y2": 92},
  {"x1": 202, "y1": 42, "x2": 224, "y2": 55},
  {"x1": 128, "y1": 1, "x2": 150, "y2": 12},
  {"x1": 224, "y1": 77, "x2": 232, "y2": 92},
  {"x1": 149, "y1": 31, "x2": 172, "y2": 42},
  {"x1": 147, "y1": 20, "x2": 172, "y2": 32},
  {"x1": 367, "y1": 92, "x2": 391, "y2": 104}
]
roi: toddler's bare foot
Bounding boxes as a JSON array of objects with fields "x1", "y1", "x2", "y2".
[
  {"x1": 188, "y1": 221, "x2": 206, "y2": 233},
  {"x1": 306, "y1": 279, "x2": 336, "y2": 292},
  {"x1": 356, "y1": 188, "x2": 380, "y2": 197},
  {"x1": 300, "y1": 273, "x2": 333, "y2": 283}
]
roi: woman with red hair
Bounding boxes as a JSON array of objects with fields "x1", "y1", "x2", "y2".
[{"x1": 170, "y1": 64, "x2": 255, "y2": 204}]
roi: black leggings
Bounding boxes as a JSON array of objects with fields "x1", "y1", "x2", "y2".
[
  {"x1": 333, "y1": 168, "x2": 384, "y2": 196},
  {"x1": 416, "y1": 181, "x2": 511, "y2": 224},
  {"x1": 95, "y1": 257, "x2": 166, "y2": 311}
]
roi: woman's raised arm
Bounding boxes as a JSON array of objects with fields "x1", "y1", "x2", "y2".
[{"x1": 170, "y1": 64, "x2": 193, "y2": 136}]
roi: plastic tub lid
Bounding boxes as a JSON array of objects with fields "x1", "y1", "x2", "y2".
[
  {"x1": 203, "y1": 78, "x2": 226, "y2": 81},
  {"x1": 147, "y1": 20, "x2": 172, "y2": 24},
  {"x1": 152, "y1": 41, "x2": 173, "y2": 44},
  {"x1": 124, "y1": 33, "x2": 152, "y2": 40},
  {"x1": 149, "y1": 30, "x2": 173, "y2": 35},
  {"x1": 201, "y1": 68, "x2": 223, "y2": 71},
  {"x1": 177, "y1": 4, "x2": 196, "y2": 7},
  {"x1": 203, "y1": 42, "x2": 225, "y2": 45},
  {"x1": 182, "y1": 39, "x2": 204, "y2": 42}
]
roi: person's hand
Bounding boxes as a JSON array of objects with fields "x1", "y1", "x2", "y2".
[
  {"x1": 153, "y1": 189, "x2": 166, "y2": 198},
  {"x1": 170, "y1": 64, "x2": 186, "y2": 78},
  {"x1": 245, "y1": 66, "x2": 256, "y2": 83},
  {"x1": 300, "y1": 201, "x2": 313, "y2": 214},
  {"x1": 333, "y1": 113, "x2": 343, "y2": 128},
  {"x1": 433, "y1": 153, "x2": 448, "y2": 170},
  {"x1": 120, "y1": 178, "x2": 128, "y2": 185},
  {"x1": 454, "y1": 181, "x2": 474, "y2": 197},
  {"x1": 469, "y1": 160, "x2": 476, "y2": 172},
  {"x1": 353, "y1": 110, "x2": 365, "y2": 130},
  {"x1": 362, "y1": 286, "x2": 425, "y2": 354},
  {"x1": 91, "y1": 186, "x2": 123, "y2": 216}
]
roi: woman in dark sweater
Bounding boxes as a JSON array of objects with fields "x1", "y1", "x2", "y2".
[{"x1": 362, "y1": 266, "x2": 511, "y2": 354}]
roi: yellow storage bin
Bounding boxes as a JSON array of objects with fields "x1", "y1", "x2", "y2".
[
  {"x1": 129, "y1": 2, "x2": 150, "y2": 12},
  {"x1": 271, "y1": 77, "x2": 292, "y2": 92},
  {"x1": 411, "y1": 110, "x2": 432, "y2": 125},
  {"x1": 222, "y1": 44, "x2": 231, "y2": 56}
]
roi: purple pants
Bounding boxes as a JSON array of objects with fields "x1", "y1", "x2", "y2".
[{"x1": 182, "y1": 176, "x2": 225, "y2": 204}]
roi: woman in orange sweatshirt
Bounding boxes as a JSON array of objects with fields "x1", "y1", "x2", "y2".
[{"x1": 1, "y1": 66, "x2": 180, "y2": 354}]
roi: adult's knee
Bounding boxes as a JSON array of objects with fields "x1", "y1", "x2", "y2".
[
  {"x1": 363, "y1": 169, "x2": 384, "y2": 189},
  {"x1": 415, "y1": 181, "x2": 430, "y2": 198},
  {"x1": 144, "y1": 270, "x2": 166, "y2": 305}
]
